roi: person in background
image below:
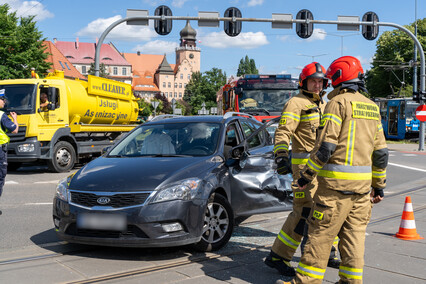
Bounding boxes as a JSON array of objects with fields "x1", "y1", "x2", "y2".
[
  {"x1": 40, "y1": 92, "x2": 50, "y2": 111},
  {"x1": 265, "y1": 62, "x2": 340, "y2": 277},
  {"x1": 0, "y1": 89, "x2": 19, "y2": 215}
]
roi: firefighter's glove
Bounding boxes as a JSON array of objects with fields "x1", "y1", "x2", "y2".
[
  {"x1": 297, "y1": 173, "x2": 311, "y2": 189},
  {"x1": 275, "y1": 156, "x2": 291, "y2": 175},
  {"x1": 372, "y1": 187, "x2": 384, "y2": 198}
]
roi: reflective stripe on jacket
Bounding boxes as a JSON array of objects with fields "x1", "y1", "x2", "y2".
[{"x1": 0, "y1": 111, "x2": 10, "y2": 145}]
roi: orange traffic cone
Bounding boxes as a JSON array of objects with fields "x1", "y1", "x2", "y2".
[{"x1": 395, "y1": 196, "x2": 424, "y2": 240}]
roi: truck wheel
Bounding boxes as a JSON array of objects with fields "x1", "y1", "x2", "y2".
[
  {"x1": 193, "y1": 193, "x2": 234, "y2": 252},
  {"x1": 48, "y1": 141, "x2": 76, "y2": 173}
]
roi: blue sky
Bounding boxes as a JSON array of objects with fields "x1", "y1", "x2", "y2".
[{"x1": 4, "y1": 0, "x2": 426, "y2": 79}]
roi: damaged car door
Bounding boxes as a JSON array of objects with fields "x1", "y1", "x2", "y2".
[{"x1": 227, "y1": 117, "x2": 293, "y2": 218}]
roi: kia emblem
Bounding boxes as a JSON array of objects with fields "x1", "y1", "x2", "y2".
[{"x1": 97, "y1": 197, "x2": 111, "y2": 205}]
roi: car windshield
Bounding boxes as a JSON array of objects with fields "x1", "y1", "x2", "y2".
[
  {"x1": 238, "y1": 89, "x2": 297, "y2": 113},
  {"x1": 108, "y1": 121, "x2": 221, "y2": 157}
]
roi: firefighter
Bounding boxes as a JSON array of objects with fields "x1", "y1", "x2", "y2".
[
  {"x1": 276, "y1": 56, "x2": 388, "y2": 284},
  {"x1": 265, "y1": 62, "x2": 340, "y2": 277}
]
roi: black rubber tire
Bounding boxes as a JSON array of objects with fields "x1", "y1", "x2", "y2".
[
  {"x1": 193, "y1": 193, "x2": 234, "y2": 252},
  {"x1": 48, "y1": 141, "x2": 76, "y2": 173},
  {"x1": 7, "y1": 162, "x2": 22, "y2": 171}
]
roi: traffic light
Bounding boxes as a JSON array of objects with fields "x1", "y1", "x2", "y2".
[
  {"x1": 154, "y1": 5, "x2": 172, "y2": 35},
  {"x1": 413, "y1": 91, "x2": 426, "y2": 103},
  {"x1": 224, "y1": 7, "x2": 242, "y2": 37},
  {"x1": 296, "y1": 9, "x2": 314, "y2": 39},
  {"x1": 362, "y1": 12, "x2": 379, "y2": 40}
]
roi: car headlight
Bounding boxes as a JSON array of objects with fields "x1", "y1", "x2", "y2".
[
  {"x1": 55, "y1": 174, "x2": 73, "y2": 202},
  {"x1": 150, "y1": 178, "x2": 201, "y2": 203}
]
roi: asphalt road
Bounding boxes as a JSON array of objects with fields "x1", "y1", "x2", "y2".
[{"x1": 0, "y1": 144, "x2": 425, "y2": 283}]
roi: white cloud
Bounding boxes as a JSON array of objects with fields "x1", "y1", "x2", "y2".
[
  {"x1": 76, "y1": 15, "x2": 158, "y2": 41},
  {"x1": 132, "y1": 40, "x2": 178, "y2": 55},
  {"x1": 172, "y1": 0, "x2": 189, "y2": 8},
  {"x1": 247, "y1": 0, "x2": 264, "y2": 7},
  {"x1": 305, "y1": 28, "x2": 327, "y2": 42},
  {"x1": 200, "y1": 31, "x2": 269, "y2": 49},
  {"x1": 4, "y1": 0, "x2": 53, "y2": 21},
  {"x1": 277, "y1": 35, "x2": 290, "y2": 42}
]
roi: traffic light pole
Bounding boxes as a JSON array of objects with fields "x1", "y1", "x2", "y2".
[{"x1": 94, "y1": 13, "x2": 425, "y2": 150}]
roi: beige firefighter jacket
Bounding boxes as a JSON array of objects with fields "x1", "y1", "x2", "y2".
[
  {"x1": 274, "y1": 90, "x2": 326, "y2": 165},
  {"x1": 300, "y1": 87, "x2": 388, "y2": 194}
]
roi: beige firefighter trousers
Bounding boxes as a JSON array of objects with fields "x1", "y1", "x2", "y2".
[
  {"x1": 271, "y1": 163, "x2": 339, "y2": 261},
  {"x1": 293, "y1": 185, "x2": 372, "y2": 284}
]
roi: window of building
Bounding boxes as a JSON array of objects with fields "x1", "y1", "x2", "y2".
[
  {"x1": 180, "y1": 74, "x2": 183, "y2": 79},
  {"x1": 165, "y1": 92, "x2": 168, "y2": 96},
  {"x1": 168, "y1": 82, "x2": 171, "y2": 88},
  {"x1": 163, "y1": 82, "x2": 166, "y2": 88},
  {"x1": 187, "y1": 74, "x2": 190, "y2": 80},
  {"x1": 64, "y1": 62, "x2": 71, "y2": 70},
  {"x1": 174, "y1": 83, "x2": 178, "y2": 88},
  {"x1": 59, "y1": 61, "x2": 65, "y2": 69},
  {"x1": 179, "y1": 83, "x2": 182, "y2": 88},
  {"x1": 174, "y1": 92, "x2": 177, "y2": 97},
  {"x1": 113, "y1": 67, "x2": 118, "y2": 75},
  {"x1": 122, "y1": 67, "x2": 127, "y2": 75},
  {"x1": 184, "y1": 83, "x2": 187, "y2": 88},
  {"x1": 82, "y1": 65, "x2": 87, "y2": 74},
  {"x1": 179, "y1": 92, "x2": 182, "y2": 97}
]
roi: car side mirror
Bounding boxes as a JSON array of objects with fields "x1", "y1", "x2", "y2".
[
  {"x1": 102, "y1": 146, "x2": 111, "y2": 155},
  {"x1": 230, "y1": 145, "x2": 245, "y2": 159}
]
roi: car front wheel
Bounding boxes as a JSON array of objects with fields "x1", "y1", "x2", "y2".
[{"x1": 193, "y1": 193, "x2": 234, "y2": 252}]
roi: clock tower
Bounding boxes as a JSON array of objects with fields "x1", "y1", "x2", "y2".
[{"x1": 175, "y1": 20, "x2": 200, "y2": 73}]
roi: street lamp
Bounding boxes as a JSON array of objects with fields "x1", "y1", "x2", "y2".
[
  {"x1": 297, "y1": 53, "x2": 328, "y2": 62},
  {"x1": 319, "y1": 32, "x2": 360, "y2": 56}
]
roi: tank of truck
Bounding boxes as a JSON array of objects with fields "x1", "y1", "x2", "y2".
[{"x1": 46, "y1": 73, "x2": 139, "y2": 125}]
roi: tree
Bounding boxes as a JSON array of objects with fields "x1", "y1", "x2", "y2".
[
  {"x1": 0, "y1": 4, "x2": 51, "y2": 79},
  {"x1": 237, "y1": 55, "x2": 258, "y2": 76},
  {"x1": 366, "y1": 18, "x2": 426, "y2": 98},
  {"x1": 184, "y1": 68, "x2": 227, "y2": 115},
  {"x1": 88, "y1": 62, "x2": 109, "y2": 78}
]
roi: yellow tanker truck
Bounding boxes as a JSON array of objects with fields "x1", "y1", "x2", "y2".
[{"x1": 0, "y1": 71, "x2": 139, "y2": 172}]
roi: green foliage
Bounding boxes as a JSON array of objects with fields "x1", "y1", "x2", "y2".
[
  {"x1": 88, "y1": 62, "x2": 109, "y2": 78},
  {"x1": 183, "y1": 68, "x2": 227, "y2": 115},
  {"x1": 0, "y1": 4, "x2": 51, "y2": 79},
  {"x1": 154, "y1": 93, "x2": 169, "y2": 113},
  {"x1": 137, "y1": 99, "x2": 152, "y2": 117},
  {"x1": 237, "y1": 55, "x2": 258, "y2": 76},
  {"x1": 366, "y1": 18, "x2": 426, "y2": 98}
]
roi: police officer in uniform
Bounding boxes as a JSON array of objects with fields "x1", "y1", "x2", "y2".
[
  {"x1": 265, "y1": 62, "x2": 340, "y2": 277},
  {"x1": 0, "y1": 89, "x2": 19, "y2": 215},
  {"x1": 276, "y1": 56, "x2": 388, "y2": 284}
]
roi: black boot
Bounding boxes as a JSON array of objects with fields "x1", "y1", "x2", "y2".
[
  {"x1": 0, "y1": 209, "x2": 2, "y2": 215},
  {"x1": 264, "y1": 251, "x2": 296, "y2": 277},
  {"x1": 327, "y1": 257, "x2": 341, "y2": 268}
]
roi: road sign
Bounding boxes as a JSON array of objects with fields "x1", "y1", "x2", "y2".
[
  {"x1": 415, "y1": 105, "x2": 426, "y2": 122},
  {"x1": 154, "y1": 5, "x2": 172, "y2": 35},
  {"x1": 224, "y1": 7, "x2": 242, "y2": 37},
  {"x1": 296, "y1": 9, "x2": 313, "y2": 39},
  {"x1": 151, "y1": 101, "x2": 160, "y2": 109},
  {"x1": 362, "y1": 12, "x2": 379, "y2": 40}
]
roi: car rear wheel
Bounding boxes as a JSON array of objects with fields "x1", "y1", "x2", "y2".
[{"x1": 193, "y1": 193, "x2": 234, "y2": 252}]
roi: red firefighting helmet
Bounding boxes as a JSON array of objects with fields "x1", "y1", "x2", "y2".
[
  {"x1": 299, "y1": 62, "x2": 328, "y2": 90},
  {"x1": 326, "y1": 56, "x2": 364, "y2": 88}
]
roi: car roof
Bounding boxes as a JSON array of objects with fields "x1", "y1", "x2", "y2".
[{"x1": 144, "y1": 114, "x2": 259, "y2": 125}]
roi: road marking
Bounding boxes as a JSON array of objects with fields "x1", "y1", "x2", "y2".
[
  {"x1": 34, "y1": 180, "x2": 60, "y2": 184},
  {"x1": 388, "y1": 162, "x2": 426, "y2": 173},
  {"x1": 403, "y1": 154, "x2": 417, "y2": 156},
  {"x1": 24, "y1": 203, "x2": 52, "y2": 206},
  {"x1": 5, "y1": 181, "x2": 18, "y2": 184}
]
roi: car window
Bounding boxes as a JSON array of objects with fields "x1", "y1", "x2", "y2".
[{"x1": 240, "y1": 120, "x2": 264, "y2": 149}]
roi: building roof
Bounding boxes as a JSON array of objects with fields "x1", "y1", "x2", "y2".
[
  {"x1": 132, "y1": 70, "x2": 160, "y2": 92},
  {"x1": 54, "y1": 40, "x2": 131, "y2": 66},
  {"x1": 43, "y1": 41, "x2": 86, "y2": 80},
  {"x1": 156, "y1": 55, "x2": 174, "y2": 75},
  {"x1": 180, "y1": 20, "x2": 197, "y2": 41}
]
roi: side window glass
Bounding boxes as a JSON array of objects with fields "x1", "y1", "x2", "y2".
[{"x1": 240, "y1": 121, "x2": 263, "y2": 148}]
